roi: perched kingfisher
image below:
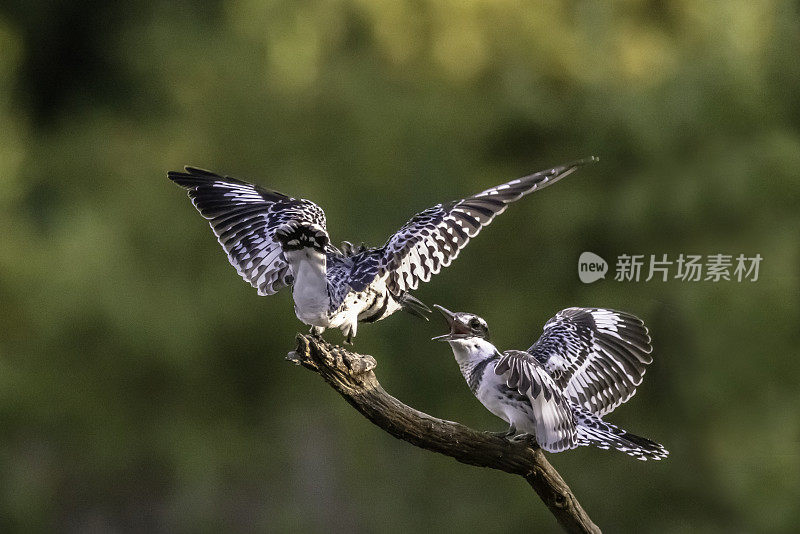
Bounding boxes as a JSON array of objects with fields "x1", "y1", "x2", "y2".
[
  {"x1": 168, "y1": 158, "x2": 595, "y2": 342},
  {"x1": 433, "y1": 305, "x2": 668, "y2": 460}
]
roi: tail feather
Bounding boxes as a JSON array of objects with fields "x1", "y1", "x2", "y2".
[{"x1": 575, "y1": 408, "x2": 668, "y2": 461}]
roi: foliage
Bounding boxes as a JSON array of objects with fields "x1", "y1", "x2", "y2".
[{"x1": 1, "y1": 1, "x2": 798, "y2": 531}]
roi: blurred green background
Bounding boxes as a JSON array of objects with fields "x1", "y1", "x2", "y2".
[{"x1": 1, "y1": 1, "x2": 799, "y2": 532}]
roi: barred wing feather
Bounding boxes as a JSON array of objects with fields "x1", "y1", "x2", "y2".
[
  {"x1": 494, "y1": 350, "x2": 577, "y2": 453},
  {"x1": 378, "y1": 158, "x2": 597, "y2": 295},
  {"x1": 527, "y1": 308, "x2": 654, "y2": 417},
  {"x1": 168, "y1": 167, "x2": 329, "y2": 296}
]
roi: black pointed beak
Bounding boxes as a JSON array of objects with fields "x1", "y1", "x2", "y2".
[
  {"x1": 433, "y1": 304, "x2": 455, "y2": 321},
  {"x1": 431, "y1": 304, "x2": 461, "y2": 341},
  {"x1": 399, "y1": 293, "x2": 431, "y2": 321}
]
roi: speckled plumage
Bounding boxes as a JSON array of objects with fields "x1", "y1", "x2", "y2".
[
  {"x1": 168, "y1": 159, "x2": 595, "y2": 341},
  {"x1": 435, "y1": 306, "x2": 668, "y2": 460}
]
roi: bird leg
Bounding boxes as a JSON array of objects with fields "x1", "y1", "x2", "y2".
[
  {"x1": 342, "y1": 322, "x2": 357, "y2": 345},
  {"x1": 487, "y1": 424, "x2": 517, "y2": 438},
  {"x1": 510, "y1": 433, "x2": 540, "y2": 448},
  {"x1": 309, "y1": 326, "x2": 325, "y2": 338}
]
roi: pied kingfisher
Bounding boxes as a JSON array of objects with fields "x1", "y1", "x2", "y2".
[
  {"x1": 168, "y1": 158, "x2": 595, "y2": 342},
  {"x1": 433, "y1": 305, "x2": 668, "y2": 460}
]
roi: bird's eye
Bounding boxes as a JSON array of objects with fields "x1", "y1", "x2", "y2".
[{"x1": 469, "y1": 318, "x2": 482, "y2": 329}]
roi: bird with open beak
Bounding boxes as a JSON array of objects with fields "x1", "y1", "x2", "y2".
[{"x1": 431, "y1": 304, "x2": 668, "y2": 460}]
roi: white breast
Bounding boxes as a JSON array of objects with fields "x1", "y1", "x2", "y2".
[
  {"x1": 285, "y1": 249, "x2": 330, "y2": 327},
  {"x1": 473, "y1": 365, "x2": 513, "y2": 421}
]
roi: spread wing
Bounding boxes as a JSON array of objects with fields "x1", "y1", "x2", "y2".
[
  {"x1": 527, "y1": 308, "x2": 653, "y2": 417},
  {"x1": 494, "y1": 350, "x2": 577, "y2": 453},
  {"x1": 378, "y1": 158, "x2": 597, "y2": 295},
  {"x1": 168, "y1": 167, "x2": 329, "y2": 295}
]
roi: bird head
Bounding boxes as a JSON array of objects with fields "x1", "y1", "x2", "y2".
[{"x1": 431, "y1": 305, "x2": 490, "y2": 341}]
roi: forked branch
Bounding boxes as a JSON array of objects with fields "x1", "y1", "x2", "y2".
[{"x1": 287, "y1": 334, "x2": 601, "y2": 534}]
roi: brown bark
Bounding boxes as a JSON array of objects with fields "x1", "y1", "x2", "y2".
[{"x1": 288, "y1": 335, "x2": 601, "y2": 533}]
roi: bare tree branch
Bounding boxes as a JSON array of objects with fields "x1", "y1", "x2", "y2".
[{"x1": 287, "y1": 335, "x2": 601, "y2": 534}]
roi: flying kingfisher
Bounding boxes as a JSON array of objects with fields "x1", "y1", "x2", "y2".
[
  {"x1": 168, "y1": 158, "x2": 596, "y2": 342},
  {"x1": 433, "y1": 305, "x2": 668, "y2": 460}
]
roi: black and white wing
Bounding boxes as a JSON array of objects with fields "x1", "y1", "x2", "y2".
[
  {"x1": 168, "y1": 167, "x2": 329, "y2": 295},
  {"x1": 377, "y1": 158, "x2": 597, "y2": 295},
  {"x1": 527, "y1": 308, "x2": 653, "y2": 417},
  {"x1": 494, "y1": 350, "x2": 577, "y2": 453}
]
